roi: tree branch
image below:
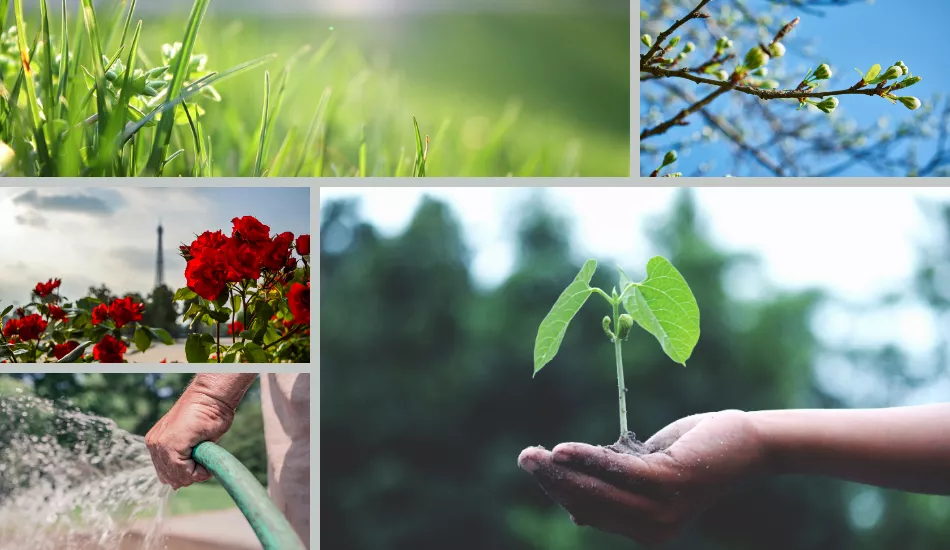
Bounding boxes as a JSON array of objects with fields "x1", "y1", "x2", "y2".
[
  {"x1": 641, "y1": 0, "x2": 713, "y2": 65},
  {"x1": 641, "y1": 80, "x2": 736, "y2": 140}
]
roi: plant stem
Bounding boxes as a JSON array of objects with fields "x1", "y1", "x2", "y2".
[
  {"x1": 612, "y1": 299, "x2": 628, "y2": 435},
  {"x1": 215, "y1": 321, "x2": 221, "y2": 364}
]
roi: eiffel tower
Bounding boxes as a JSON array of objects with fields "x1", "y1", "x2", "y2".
[{"x1": 155, "y1": 220, "x2": 165, "y2": 289}]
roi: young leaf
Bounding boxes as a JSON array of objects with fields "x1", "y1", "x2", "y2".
[
  {"x1": 55, "y1": 341, "x2": 92, "y2": 363},
  {"x1": 533, "y1": 259, "x2": 598, "y2": 376},
  {"x1": 149, "y1": 327, "x2": 175, "y2": 346},
  {"x1": 185, "y1": 333, "x2": 208, "y2": 363},
  {"x1": 620, "y1": 256, "x2": 700, "y2": 365}
]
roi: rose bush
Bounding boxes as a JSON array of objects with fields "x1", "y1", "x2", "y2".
[
  {"x1": 175, "y1": 215, "x2": 310, "y2": 363},
  {"x1": 0, "y1": 280, "x2": 172, "y2": 363}
]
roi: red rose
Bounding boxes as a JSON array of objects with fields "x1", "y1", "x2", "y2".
[
  {"x1": 160, "y1": 358, "x2": 167, "y2": 363},
  {"x1": 15, "y1": 308, "x2": 25, "y2": 318},
  {"x1": 185, "y1": 247, "x2": 230, "y2": 301},
  {"x1": 231, "y1": 216, "x2": 271, "y2": 246},
  {"x1": 91, "y1": 303, "x2": 111, "y2": 325},
  {"x1": 287, "y1": 282, "x2": 309, "y2": 325},
  {"x1": 228, "y1": 321, "x2": 244, "y2": 335},
  {"x1": 34, "y1": 278, "x2": 62, "y2": 298},
  {"x1": 296, "y1": 234, "x2": 310, "y2": 256},
  {"x1": 261, "y1": 232, "x2": 294, "y2": 271},
  {"x1": 48, "y1": 304, "x2": 68, "y2": 322},
  {"x1": 17, "y1": 314, "x2": 48, "y2": 341},
  {"x1": 226, "y1": 241, "x2": 262, "y2": 283},
  {"x1": 93, "y1": 334, "x2": 127, "y2": 363},
  {"x1": 3, "y1": 318, "x2": 19, "y2": 338},
  {"x1": 189, "y1": 230, "x2": 230, "y2": 256},
  {"x1": 53, "y1": 341, "x2": 80, "y2": 360},
  {"x1": 110, "y1": 296, "x2": 145, "y2": 328}
]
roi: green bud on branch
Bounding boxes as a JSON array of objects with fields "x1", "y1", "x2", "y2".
[
  {"x1": 898, "y1": 96, "x2": 921, "y2": 110},
  {"x1": 716, "y1": 70, "x2": 729, "y2": 81},
  {"x1": 669, "y1": 36, "x2": 681, "y2": 48},
  {"x1": 641, "y1": 34, "x2": 653, "y2": 48},
  {"x1": 813, "y1": 63, "x2": 832, "y2": 80},
  {"x1": 683, "y1": 41, "x2": 696, "y2": 53},
  {"x1": 815, "y1": 96, "x2": 838, "y2": 114},
  {"x1": 603, "y1": 316, "x2": 615, "y2": 339},
  {"x1": 768, "y1": 42, "x2": 786, "y2": 58},
  {"x1": 882, "y1": 65, "x2": 903, "y2": 80},
  {"x1": 743, "y1": 46, "x2": 769, "y2": 71},
  {"x1": 662, "y1": 150, "x2": 678, "y2": 167}
]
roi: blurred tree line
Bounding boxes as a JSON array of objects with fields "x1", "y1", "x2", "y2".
[
  {"x1": 0, "y1": 373, "x2": 268, "y2": 485},
  {"x1": 321, "y1": 190, "x2": 950, "y2": 549}
]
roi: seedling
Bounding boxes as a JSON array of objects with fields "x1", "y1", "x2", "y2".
[{"x1": 533, "y1": 257, "x2": 700, "y2": 454}]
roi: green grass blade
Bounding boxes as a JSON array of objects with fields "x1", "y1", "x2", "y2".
[
  {"x1": 411, "y1": 117, "x2": 428, "y2": 177},
  {"x1": 145, "y1": 0, "x2": 211, "y2": 175},
  {"x1": 294, "y1": 86, "x2": 331, "y2": 177},
  {"x1": 181, "y1": 99, "x2": 203, "y2": 176},
  {"x1": 54, "y1": 0, "x2": 70, "y2": 122},
  {"x1": 268, "y1": 125, "x2": 296, "y2": 177},
  {"x1": 121, "y1": 54, "x2": 276, "y2": 146},
  {"x1": 13, "y1": 0, "x2": 52, "y2": 172},
  {"x1": 99, "y1": 19, "x2": 141, "y2": 172},
  {"x1": 0, "y1": 0, "x2": 9, "y2": 35},
  {"x1": 39, "y1": 0, "x2": 55, "y2": 125},
  {"x1": 253, "y1": 70, "x2": 270, "y2": 177}
]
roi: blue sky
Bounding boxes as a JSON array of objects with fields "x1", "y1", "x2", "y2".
[
  {"x1": 641, "y1": 0, "x2": 950, "y2": 176},
  {"x1": 0, "y1": 187, "x2": 310, "y2": 305}
]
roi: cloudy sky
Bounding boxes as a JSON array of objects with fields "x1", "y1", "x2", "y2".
[{"x1": 0, "y1": 187, "x2": 310, "y2": 306}]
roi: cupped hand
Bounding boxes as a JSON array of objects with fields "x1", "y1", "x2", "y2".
[
  {"x1": 517, "y1": 410, "x2": 768, "y2": 547},
  {"x1": 145, "y1": 392, "x2": 235, "y2": 490}
]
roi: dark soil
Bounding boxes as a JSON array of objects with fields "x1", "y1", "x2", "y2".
[{"x1": 604, "y1": 430, "x2": 650, "y2": 456}]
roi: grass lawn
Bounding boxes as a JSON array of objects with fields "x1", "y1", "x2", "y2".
[
  {"x1": 2, "y1": 1, "x2": 629, "y2": 176},
  {"x1": 169, "y1": 482, "x2": 239, "y2": 516}
]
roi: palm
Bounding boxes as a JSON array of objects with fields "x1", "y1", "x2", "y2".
[{"x1": 518, "y1": 410, "x2": 765, "y2": 547}]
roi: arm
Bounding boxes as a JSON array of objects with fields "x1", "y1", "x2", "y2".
[
  {"x1": 752, "y1": 404, "x2": 950, "y2": 494},
  {"x1": 146, "y1": 374, "x2": 259, "y2": 489},
  {"x1": 518, "y1": 405, "x2": 950, "y2": 547}
]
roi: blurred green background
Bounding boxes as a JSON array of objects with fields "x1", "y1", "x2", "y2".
[
  {"x1": 68, "y1": 0, "x2": 631, "y2": 176},
  {"x1": 0, "y1": 373, "x2": 266, "y2": 516},
  {"x1": 320, "y1": 189, "x2": 950, "y2": 549}
]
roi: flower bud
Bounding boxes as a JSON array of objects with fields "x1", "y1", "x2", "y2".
[
  {"x1": 617, "y1": 314, "x2": 634, "y2": 341},
  {"x1": 683, "y1": 41, "x2": 696, "y2": 53},
  {"x1": 716, "y1": 36, "x2": 731, "y2": 51},
  {"x1": 641, "y1": 34, "x2": 653, "y2": 48},
  {"x1": 899, "y1": 76, "x2": 921, "y2": 89},
  {"x1": 743, "y1": 47, "x2": 769, "y2": 70},
  {"x1": 669, "y1": 36, "x2": 681, "y2": 48},
  {"x1": 768, "y1": 42, "x2": 786, "y2": 58},
  {"x1": 813, "y1": 63, "x2": 832, "y2": 80},
  {"x1": 882, "y1": 65, "x2": 902, "y2": 80},
  {"x1": 716, "y1": 70, "x2": 729, "y2": 81},
  {"x1": 898, "y1": 96, "x2": 921, "y2": 110},
  {"x1": 816, "y1": 96, "x2": 838, "y2": 114},
  {"x1": 662, "y1": 150, "x2": 678, "y2": 167},
  {"x1": 759, "y1": 79, "x2": 780, "y2": 89}
]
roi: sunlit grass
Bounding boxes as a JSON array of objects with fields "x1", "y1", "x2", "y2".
[{"x1": 0, "y1": 1, "x2": 629, "y2": 176}]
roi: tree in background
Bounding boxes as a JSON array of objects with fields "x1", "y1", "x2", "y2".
[
  {"x1": 321, "y1": 190, "x2": 950, "y2": 549},
  {"x1": 640, "y1": 0, "x2": 950, "y2": 177}
]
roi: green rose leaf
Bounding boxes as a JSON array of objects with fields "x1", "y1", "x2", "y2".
[
  {"x1": 620, "y1": 256, "x2": 700, "y2": 365},
  {"x1": 185, "y1": 333, "x2": 209, "y2": 363},
  {"x1": 55, "y1": 341, "x2": 93, "y2": 363},
  {"x1": 173, "y1": 287, "x2": 198, "y2": 302},
  {"x1": 243, "y1": 342, "x2": 268, "y2": 363},
  {"x1": 533, "y1": 259, "x2": 598, "y2": 376},
  {"x1": 134, "y1": 326, "x2": 152, "y2": 353},
  {"x1": 149, "y1": 327, "x2": 175, "y2": 346}
]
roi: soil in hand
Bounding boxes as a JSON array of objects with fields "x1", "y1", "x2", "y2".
[{"x1": 605, "y1": 431, "x2": 650, "y2": 456}]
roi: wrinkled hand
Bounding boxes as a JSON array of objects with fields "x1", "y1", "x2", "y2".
[
  {"x1": 517, "y1": 410, "x2": 768, "y2": 547},
  {"x1": 145, "y1": 392, "x2": 235, "y2": 489}
]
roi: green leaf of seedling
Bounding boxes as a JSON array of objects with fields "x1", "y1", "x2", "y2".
[
  {"x1": 533, "y1": 259, "x2": 598, "y2": 376},
  {"x1": 149, "y1": 327, "x2": 175, "y2": 346},
  {"x1": 133, "y1": 326, "x2": 152, "y2": 353},
  {"x1": 55, "y1": 341, "x2": 92, "y2": 363},
  {"x1": 243, "y1": 342, "x2": 268, "y2": 363},
  {"x1": 185, "y1": 333, "x2": 208, "y2": 363},
  {"x1": 865, "y1": 64, "x2": 881, "y2": 83},
  {"x1": 620, "y1": 256, "x2": 700, "y2": 365}
]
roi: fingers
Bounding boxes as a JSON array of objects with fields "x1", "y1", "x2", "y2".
[
  {"x1": 518, "y1": 446, "x2": 677, "y2": 546},
  {"x1": 644, "y1": 413, "x2": 712, "y2": 452}
]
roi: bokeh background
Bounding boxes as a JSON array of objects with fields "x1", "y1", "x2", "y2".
[
  {"x1": 321, "y1": 187, "x2": 950, "y2": 549},
  {"x1": 640, "y1": 0, "x2": 950, "y2": 177},
  {"x1": 29, "y1": 0, "x2": 630, "y2": 176}
]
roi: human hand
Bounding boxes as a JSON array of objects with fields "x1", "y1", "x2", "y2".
[
  {"x1": 145, "y1": 391, "x2": 235, "y2": 489},
  {"x1": 517, "y1": 410, "x2": 768, "y2": 547}
]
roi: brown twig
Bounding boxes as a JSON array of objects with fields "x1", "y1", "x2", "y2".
[
  {"x1": 641, "y1": 0, "x2": 713, "y2": 66},
  {"x1": 641, "y1": 79, "x2": 737, "y2": 140}
]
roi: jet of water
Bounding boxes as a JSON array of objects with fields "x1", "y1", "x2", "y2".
[{"x1": 0, "y1": 388, "x2": 171, "y2": 550}]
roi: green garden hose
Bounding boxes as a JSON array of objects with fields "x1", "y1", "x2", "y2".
[{"x1": 192, "y1": 441, "x2": 306, "y2": 550}]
